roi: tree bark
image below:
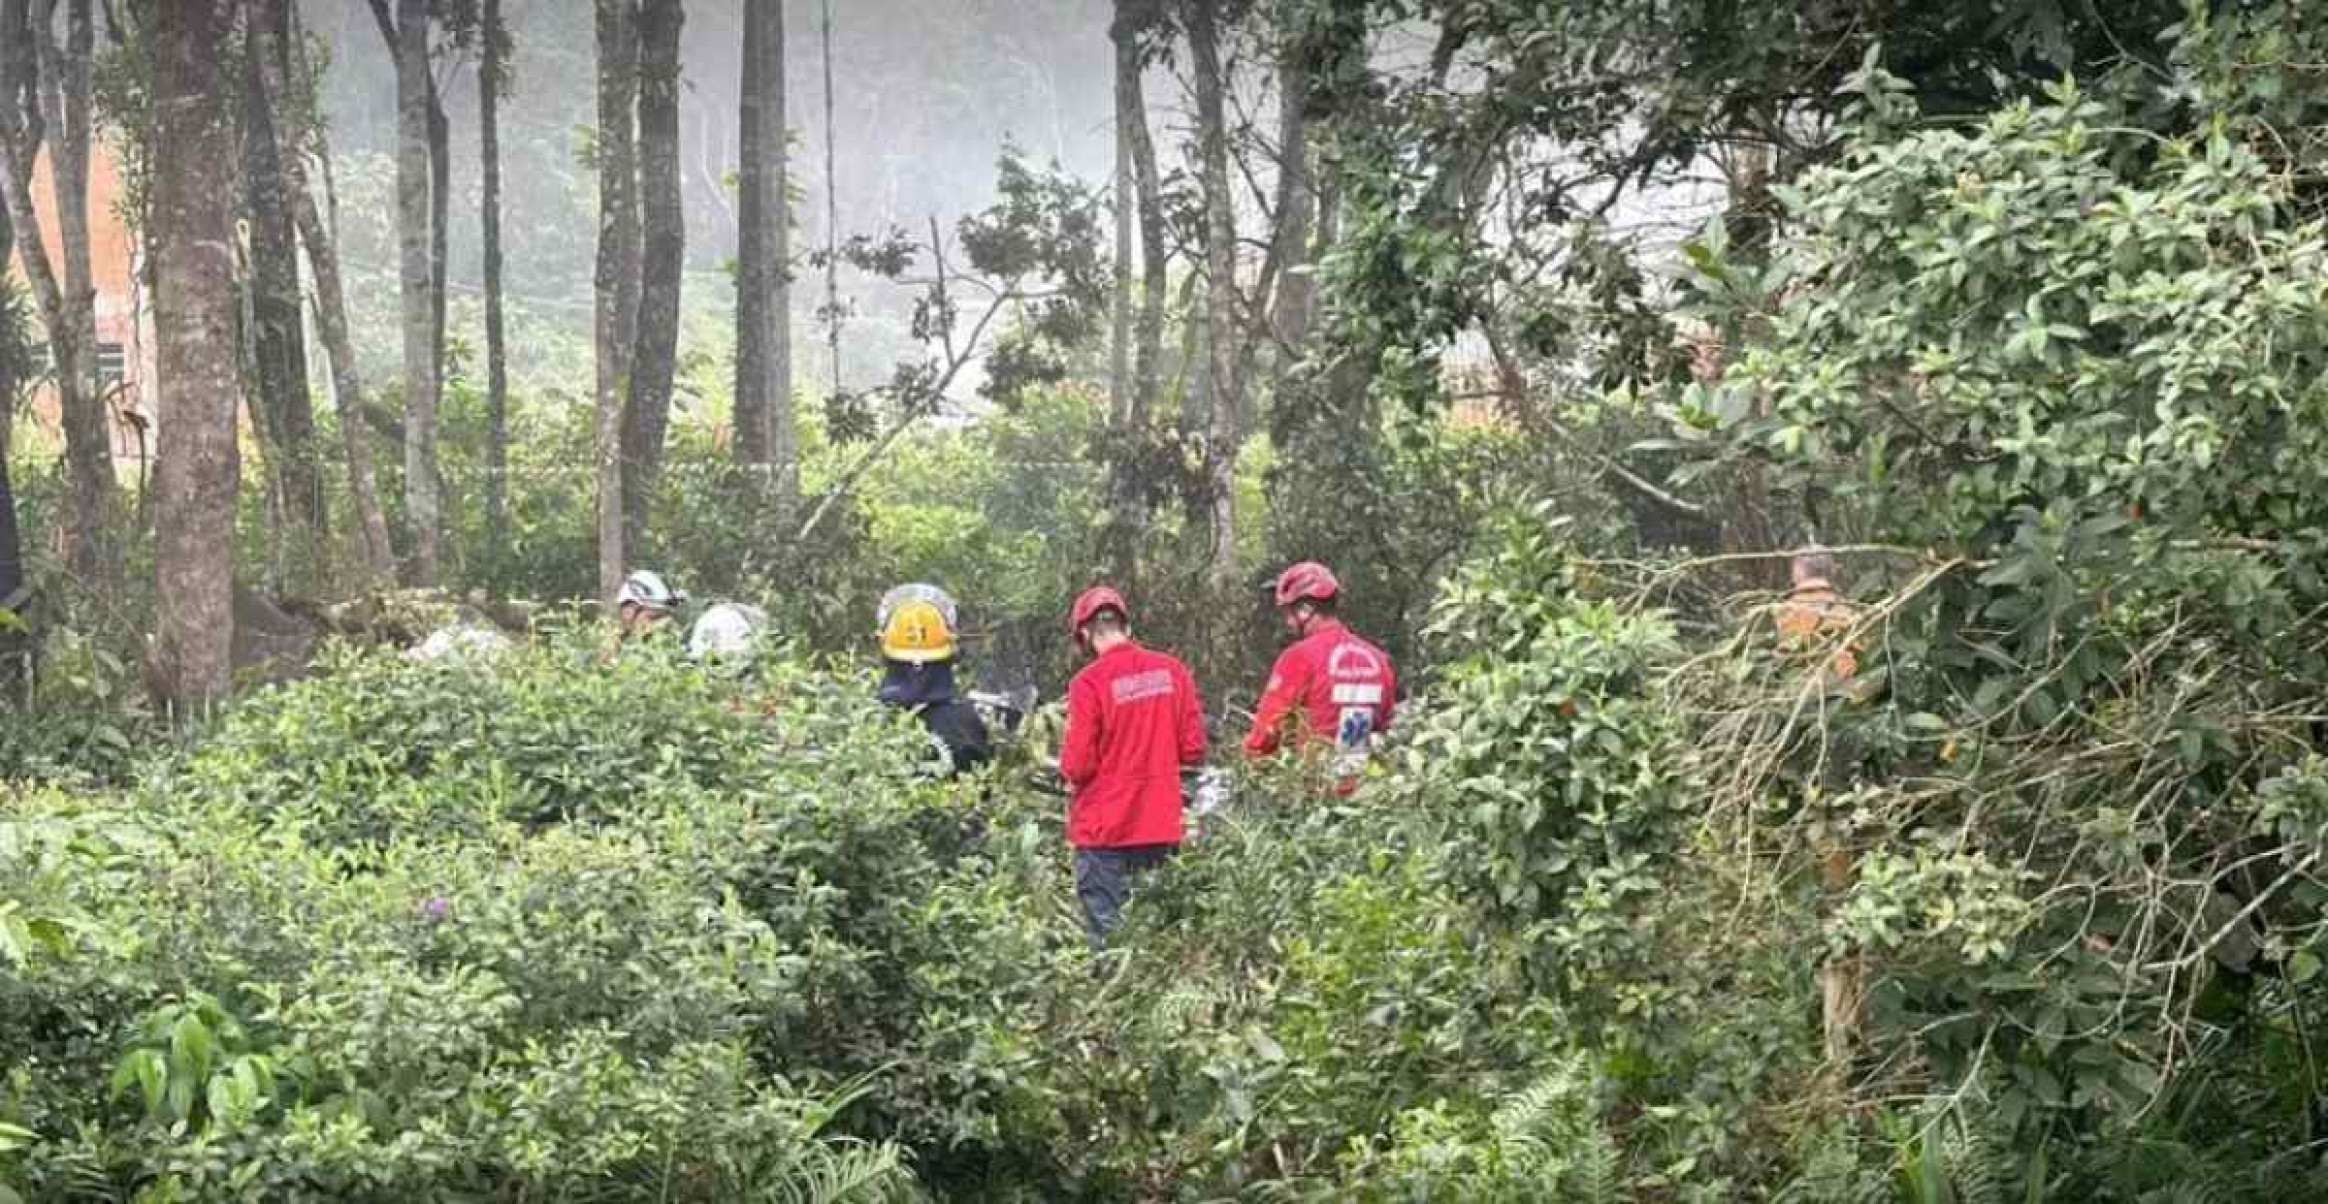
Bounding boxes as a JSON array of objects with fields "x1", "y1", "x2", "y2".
[
  {"x1": 1187, "y1": 0, "x2": 1241, "y2": 585},
  {"x1": 1266, "y1": 58, "x2": 1316, "y2": 353},
  {"x1": 149, "y1": 0, "x2": 240, "y2": 709},
  {"x1": 260, "y1": 0, "x2": 396, "y2": 584},
  {"x1": 1129, "y1": 83, "x2": 1165, "y2": 422},
  {"x1": 0, "y1": 0, "x2": 115, "y2": 587},
  {"x1": 480, "y1": 0, "x2": 510, "y2": 565},
  {"x1": 0, "y1": 200, "x2": 27, "y2": 705},
  {"x1": 819, "y1": 0, "x2": 840, "y2": 396},
  {"x1": 241, "y1": 8, "x2": 322, "y2": 539},
  {"x1": 594, "y1": 0, "x2": 641, "y2": 605},
  {"x1": 428, "y1": 73, "x2": 449, "y2": 394},
  {"x1": 734, "y1": 0, "x2": 795, "y2": 514},
  {"x1": 1104, "y1": 0, "x2": 1165, "y2": 582},
  {"x1": 1107, "y1": 33, "x2": 1132, "y2": 430},
  {"x1": 621, "y1": 0, "x2": 684, "y2": 555},
  {"x1": 394, "y1": 0, "x2": 440, "y2": 583}
]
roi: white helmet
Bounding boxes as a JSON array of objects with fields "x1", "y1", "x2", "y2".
[
  {"x1": 617, "y1": 569, "x2": 683, "y2": 614},
  {"x1": 688, "y1": 602, "x2": 769, "y2": 662}
]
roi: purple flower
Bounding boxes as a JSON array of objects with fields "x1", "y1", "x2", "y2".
[{"x1": 420, "y1": 896, "x2": 452, "y2": 921}]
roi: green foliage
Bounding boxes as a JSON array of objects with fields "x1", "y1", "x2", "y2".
[
  {"x1": 1660, "y1": 56, "x2": 2328, "y2": 1196},
  {"x1": 1, "y1": 645, "x2": 954, "y2": 1200},
  {"x1": 0, "y1": 622, "x2": 161, "y2": 786},
  {"x1": 1411, "y1": 516, "x2": 1684, "y2": 963},
  {"x1": 1703, "y1": 76, "x2": 2328, "y2": 570},
  {"x1": 23, "y1": 10, "x2": 2328, "y2": 1202},
  {"x1": 1326, "y1": 1060, "x2": 1621, "y2": 1202}
]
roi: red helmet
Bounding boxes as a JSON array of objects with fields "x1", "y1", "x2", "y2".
[
  {"x1": 1069, "y1": 585, "x2": 1129, "y2": 637},
  {"x1": 1271, "y1": 561, "x2": 1341, "y2": 608}
]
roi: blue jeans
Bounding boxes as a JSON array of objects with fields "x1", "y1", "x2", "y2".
[{"x1": 1074, "y1": 844, "x2": 1174, "y2": 951}]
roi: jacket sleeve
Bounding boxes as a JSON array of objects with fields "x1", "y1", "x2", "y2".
[
  {"x1": 1059, "y1": 673, "x2": 1102, "y2": 787},
  {"x1": 932, "y1": 703, "x2": 992, "y2": 776},
  {"x1": 1177, "y1": 662, "x2": 1208, "y2": 767},
  {"x1": 1242, "y1": 647, "x2": 1304, "y2": 757}
]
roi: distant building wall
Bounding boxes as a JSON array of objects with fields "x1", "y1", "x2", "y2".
[{"x1": 6, "y1": 138, "x2": 156, "y2": 466}]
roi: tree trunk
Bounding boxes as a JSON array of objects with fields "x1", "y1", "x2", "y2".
[
  {"x1": 481, "y1": 0, "x2": 510, "y2": 566},
  {"x1": 1717, "y1": 127, "x2": 1781, "y2": 586},
  {"x1": 0, "y1": 201, "x2": 27, "y2": 705},
  {"x1": 395, "y1": 0, "x2": 440, "y2": 583},
  {"x1": 1175, "y1": 271, "x2": 1206, "y2": 437},
  {"x1": 428, "y1": 74, "x2": 449, "y2": 393},
  {"x1": 621, "y1": 0, "x2": 684, "y2": 555},
  {"x1": 0, "y1": 0, "x2": 115, "y2": 587},
  {"x1": 149, "y1": 0, "x2": 240, "y2": 709},
  {"x1": 594, "y1": 0, "x2": 641, "y2": 605},
  {"x1": 819, "y1": 0, "x2": 841, "y2": 396},
  {"x1": 1108, "y1": 40, "x2": 1132, "y2": 429},
  {"x1": 734, "y1": 0, "x2": 794, "y2": 514},
  {"x1": 260, "y1": 0, "x2": 396, "y2": 584},
  {"x1": 1104, "y1": 0, "x2": 1164, "y2": 582},
  {"x1": 1266, "y1": 59, "x2": 1316, "y2": 354},
  {"x1": 241, "y1": 10, "x2": 322, "y2": 541},
  {"x1": 1187, "y1": 0, "x2": 1241, "y2": 586},
  {"x1": 1311, "y1": 164, "x2": 1341, "y2": 265},
  {"x1": 1130, "y1": 70, "x2": 1165, "y2": 422}
]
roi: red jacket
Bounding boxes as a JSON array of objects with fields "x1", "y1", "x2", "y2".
[
  {"x1": 1244, "y1": 620, "x2": 1396, "y2": 760},
  {"x1": 1060, "y1": 642, "x2": 1206, "y2": 848}
]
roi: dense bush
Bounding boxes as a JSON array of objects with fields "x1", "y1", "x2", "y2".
[{"x1": 0, "y1": 642, "x2": 961, "y2": 1201}]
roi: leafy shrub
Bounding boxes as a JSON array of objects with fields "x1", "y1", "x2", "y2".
[{"x1": 1, "y1": 644, "x2": 962, "y2": 1201}]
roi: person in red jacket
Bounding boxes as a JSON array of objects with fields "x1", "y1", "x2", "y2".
[
  {"x1": 1244, "y1": 562, "x2": 1396, "y2": 794},
  {"x1": 1058, "y1": 585, "x2": 1206, "y2": 950}
]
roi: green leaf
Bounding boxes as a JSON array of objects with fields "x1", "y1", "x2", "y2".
[
  {"x1": 170, "y1": 1011, "x2": 216, "y2": 1083},
  {"x1": 133, "y1": 1050, "x2": 166, "y2": 1115},
  {"x1": 206, "y1": 1075, "x2": 236, "y2": 1130}
]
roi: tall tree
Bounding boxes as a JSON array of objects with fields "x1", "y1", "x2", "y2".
[
  {"x1": 0, "y1": 0, "x2": 115, "y2": 586},
  {"x1": 620, "y1": 0, "x2": 684, "y2": 554},
  {"x1": 258, "y1": 0, "x2": 396, "y2": 583},
  {"x1": 0, "y1": 206, "x2": 28, "y2": 705},
  {"x1": 363, "y1": 0, "x2": 453, "y2": 404},
  {"x1": 391, "y1": 0, "x2": 441, "y2": 582},
  {"x1": 1186, "y1": 0, "x2": 1242, "y2": 586},
  {"x1": 593, "y1": 0, "x2": 642, "y2": 605},
  {"x1": 427, "y1": 45, "x2": 449, "y2": 394},
  {"x1": 733, "y1": 0, "x2": 794, "y2": 511},
  {"x1": 148, "y1": 0, "x2": 240, "y2": 708},
  {"x1": 241, "y1": 2, "x2": 323, "y2": 543},
  {"x1": 480, "y1": 0, "x2": 510, "y2": 565},
  {"x1": 818, "y1": 0, "x2": 840, "y2": 396},
  {"x1": 1104, "y1": 0, "x2": 1166, "y2": 581},
  {"x1": 1264, "y1": 53, "x2": 1316, "y2": 353},
  {"x1": 1108, "y1": 40, "x2": 1132, "y2": 428}
]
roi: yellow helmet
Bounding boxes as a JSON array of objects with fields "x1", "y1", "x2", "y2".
[{"x1": 878, "y1": 583, "x2": 959, "y2": 663}]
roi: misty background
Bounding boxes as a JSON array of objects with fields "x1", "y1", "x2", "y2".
[{"x1": 304, "y1": 0, "x2": 1117, "y2": 408}]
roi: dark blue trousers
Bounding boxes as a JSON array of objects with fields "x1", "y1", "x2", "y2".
[{"x1": 1074, "y1": 843, "x2": 1174, "y2": 951}]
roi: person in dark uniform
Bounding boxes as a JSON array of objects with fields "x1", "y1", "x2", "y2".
[{"x1": 875, "y1": 583, "x2": 992, "y2": 778}]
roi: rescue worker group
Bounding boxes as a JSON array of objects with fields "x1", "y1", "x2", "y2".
[{"x1": 598, "y1": 563, "x2": 1397, "y2": 951}]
